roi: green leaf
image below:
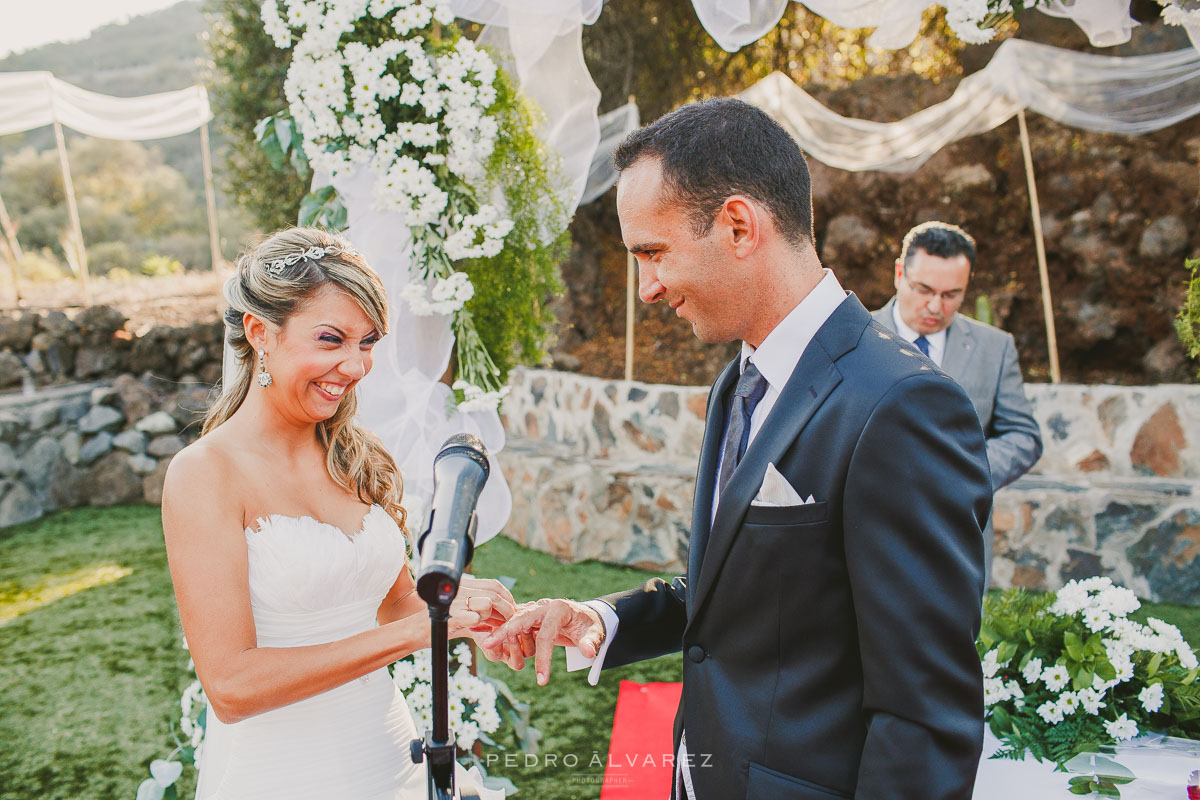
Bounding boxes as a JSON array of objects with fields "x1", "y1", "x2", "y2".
[
  {"x1": 1096, "y1": 661, "x2": 1117, "y2": 681},
  {"x1": 297, "y1": 185, "x2": 347, "y2": 231},
  {"x1": 1148, "y1": 652, "x2": 1163, "y2": 678},
  {"x1": 1064, "y1": 631, "x2": 1084, "y2": 662},
  {"x1": 1073, "y1": 668, "x2": 1094, "y2": 692},
  {"x1": 254, "y1": 117, "x2": 286, "y2": 172},
  {"x1": 1068, "y1": 777, "x2": 1096, "y2": 795},
  {"x1": 1096, "y1": 781, "x2": 1122, "y2": 797},
  {"x1": 997, "y1": 640, "x2": 1018, "y2": 664}
]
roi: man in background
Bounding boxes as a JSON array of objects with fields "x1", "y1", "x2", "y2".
[{"x1": 873, "y1": 220, "x2": 1043, "y2": 582}]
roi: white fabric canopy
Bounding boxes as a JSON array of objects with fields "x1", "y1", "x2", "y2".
[
  {"x1": 693, "y1": 0, "x2": 1142, "y2": 52},
  {"x1": 0, "y1": 71, "x2": 212, "y2": 139},
  {"x1": 738, "y1": 38, "x2": 1200, "y2": 173}
]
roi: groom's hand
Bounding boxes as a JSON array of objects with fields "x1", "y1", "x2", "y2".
[{"x1": 482, "y1": 599, "x2": 605, "y2": 685}]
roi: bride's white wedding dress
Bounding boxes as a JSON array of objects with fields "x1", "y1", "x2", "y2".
[{"x1": 195, "y1": 505, "x2": 497, "y2": 800}]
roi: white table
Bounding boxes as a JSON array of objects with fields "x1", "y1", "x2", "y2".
[{"x1": 974, "y1": 731, "x2": 1199, "y2": 799}]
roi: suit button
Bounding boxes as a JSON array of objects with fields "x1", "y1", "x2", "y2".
[{"x1": 687, "y1": 645, "x2": 706, "y2": 663}]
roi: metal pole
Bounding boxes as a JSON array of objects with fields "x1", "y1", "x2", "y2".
[
  {"x1": 200, "y1": 121, "x2": 223, "y2": 270},
  {"x1": 52, "y1": 120, "x2": 91, "y2": 305},
  {"x1": 0, "y1": 190, "x2": 23, "y2": 303},
  {"x1": 625, "y1": 249, "x2": 635, "y2": 382},
  {"x1": 1017, "y1": 110, "x2": 1060, "y2": 383}
]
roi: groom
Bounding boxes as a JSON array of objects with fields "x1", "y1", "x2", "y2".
[{"x1": 485, "y1": 99, "x2": 992, "y2": 799}]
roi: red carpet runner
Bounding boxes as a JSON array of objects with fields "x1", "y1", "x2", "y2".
[{"x1": 600, "y1": 681, "x2": 683, "y2": 799}]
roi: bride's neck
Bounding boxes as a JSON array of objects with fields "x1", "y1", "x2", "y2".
[{"x1": 226, "y1": 388, "x2": 323, "y2": 454}]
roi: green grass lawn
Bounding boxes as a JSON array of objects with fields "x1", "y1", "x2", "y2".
[{"x1": 2, "y1": 506, "x2": 1198, "y2": 800}]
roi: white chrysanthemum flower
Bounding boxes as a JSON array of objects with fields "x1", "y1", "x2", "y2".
[
  {"x1": 983, "y1": 677, "x2": 1007, "y2": 706},
  {"x1": 1041, "y1": 664, "x2": 1071, "y2": 692},
  {"x1": 1078, "y1": 688, "x2": 1106, "y2": 715},
  {"x1": 1139, "y1": 682, "x2": 1165, "y2": 713},
  {"x1": 1104, "y1": 713, "x2": 1139, "y2": 741},
  {"x1": 1179, "y1": 646, "x2": 1199, "y2": 671},
  {"x1": 1083, "y1": 608, "x2": 1112, "y2": 632},
  {"x1": 1021, "y1": 657, "x2": 1043, "y2": 684},
  {"x1": 1056, "y1": 691, "x2": 1080, "y2": 715},
  {"x1": 455, "y1": 720, "x2": 480, "y2": 750},
  {"x1": 1037, "y1": 700, "x2": 1065, "y2": 724},
  {"x1": 393, "y1": 660, "x2": 416, "y2": 690}
]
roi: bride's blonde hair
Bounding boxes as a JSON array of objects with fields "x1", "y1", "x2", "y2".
[{"x1": 204, "y1": 227, "x2": 406, "y2": 532}]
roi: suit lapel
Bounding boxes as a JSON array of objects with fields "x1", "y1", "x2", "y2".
[
  {"x1": 688, "y1": 296, "x2": 868, "y2": 621},
  {"x1": 687, "y1": 359, "x2": 738, "y2": 607},
  {"x1": 941, "y1": 315, "x2": 974, "y2": 378}
]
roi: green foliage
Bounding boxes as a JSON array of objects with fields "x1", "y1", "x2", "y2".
[
  {"x1": 297, "y1": 185, "x2": 348, "y2": 231},
  {"x1": 1174, "y1": 258, "x2": 1200, "y2": 376},
  {"x1": 0, "y1": 139, "x2": 209, "y2": 273},
  {"x1": 205, "y1": 0, "x2": 307, "y2": 230},
  {"x1": 459, "y1": 66, "x2": 569, "y2": 382},
  {"x1": 141, "y1": 255, "x2": 185, "y2": 278}
]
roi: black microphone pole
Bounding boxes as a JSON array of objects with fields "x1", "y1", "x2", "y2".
[{"x1": 410, "y1": 434, "x2": 488, "y2": 800}]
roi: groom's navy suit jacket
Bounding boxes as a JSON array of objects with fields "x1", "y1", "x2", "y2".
[{"x1": 599, "y1": 295, "x2": 992, "y2": 800}]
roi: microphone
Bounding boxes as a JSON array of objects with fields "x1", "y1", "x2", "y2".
[{"x1": 416, "y1": 433, "x2": 490, "y2": 606}]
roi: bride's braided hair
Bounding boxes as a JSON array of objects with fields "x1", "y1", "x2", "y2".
[{"x1": 204, "y1": 227, "x2": 407, "y2": 533}]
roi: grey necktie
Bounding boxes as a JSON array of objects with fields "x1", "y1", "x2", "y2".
[{"x1": 718, "y1": 361, "x2": 768, "y2": 496}]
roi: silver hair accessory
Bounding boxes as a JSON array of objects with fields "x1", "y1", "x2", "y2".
[
  {"x1": 257, "y1": 351, "x2": 273, "y2": 388},
  {"x1": 263, "y1": 244, "x2": 358, "y2": 277}
]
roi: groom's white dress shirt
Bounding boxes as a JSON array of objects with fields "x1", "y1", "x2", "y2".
[{"x1": 565, "y1": 270, "x2": 847, "y2": 799}]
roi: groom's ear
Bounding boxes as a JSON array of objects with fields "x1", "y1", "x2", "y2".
[{"x1": 717, "y1": 195, "x2": 759, "y2": 258}]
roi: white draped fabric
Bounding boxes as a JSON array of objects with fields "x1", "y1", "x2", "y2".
[
  {"x1": 579, "y1": 102, "x2": 640, "y2": 205},
  {"x1": 738, "y1": 38, "x2": 1200, "y2": 172},
  {"x1": 0, "y1": 71, "x2": 211, "y2": 139},
  {"x1": 692, "y1": 0, "x2": 1142, "y2": 52}
]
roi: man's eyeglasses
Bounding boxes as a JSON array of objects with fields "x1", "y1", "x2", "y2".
[{"x1": 902, "y1": 275, "x2": 966, "y2": 305}]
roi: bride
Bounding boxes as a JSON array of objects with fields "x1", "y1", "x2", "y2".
[{"x1": 162, "y1": 227, "x2": 515, "y2": 799}]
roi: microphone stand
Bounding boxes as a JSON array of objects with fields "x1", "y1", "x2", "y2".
[
  {"x1": 410, "y1": 513, "x2": 482, "y2": 800},
  {"x1": 410, "y1": 602, "x2": 457, "y2": 800}
]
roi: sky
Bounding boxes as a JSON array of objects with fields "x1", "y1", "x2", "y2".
[{"x1": 0, "y1": 0, "x2": 183, "y2": 58}]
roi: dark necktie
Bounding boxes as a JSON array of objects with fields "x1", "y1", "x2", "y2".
[
  {"x1": 914, "y1": 335, "x2": 931, "y2": 357},
  {"x1": 718, "y1": 361, "x2": 768, "y2": 496}
]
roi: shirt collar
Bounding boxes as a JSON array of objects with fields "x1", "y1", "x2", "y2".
[
  {"x1": 739, "y1": 269, "x2": 846, "y2": 389},
  {"x1": 891, "y1": 302, "x2": 948, "y2": 353}
]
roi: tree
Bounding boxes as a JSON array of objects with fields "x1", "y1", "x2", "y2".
[{"x1": 205, "y1": 0, "x2": 307, "y2": 231}]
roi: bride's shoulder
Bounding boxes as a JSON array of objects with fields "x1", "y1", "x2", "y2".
[{"x1": 162, "y1": 434, "x2": 248, "y2": 512}]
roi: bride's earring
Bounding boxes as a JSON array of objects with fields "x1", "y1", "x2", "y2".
[{"x1": 257, "y1": 351, "x2": 273, "y2": 388}]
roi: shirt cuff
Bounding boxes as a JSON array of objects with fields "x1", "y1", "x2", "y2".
[{"x1": 563, "y1": 600, "x2": 618, "y2": 686}]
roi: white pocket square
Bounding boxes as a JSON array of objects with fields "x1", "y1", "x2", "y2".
[{"x1": 752, "y1": 463, "x2": 815, "y2": 507}]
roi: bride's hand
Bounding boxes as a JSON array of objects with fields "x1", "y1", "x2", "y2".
[{"x1": 447, "y1": 576, "x2": 517, "y2": 639}]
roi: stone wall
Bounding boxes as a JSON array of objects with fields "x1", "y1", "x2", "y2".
[
  {"x1": 498, "y1": 369, "x2": 1200, "y2": 605},
  {"x1": 0, "y1": 376, "x2": 210, "y2": 527}
]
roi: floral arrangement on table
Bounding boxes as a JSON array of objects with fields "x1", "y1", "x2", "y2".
[
  {"x1": 979, "y1": 578, "x2": 1200, "y2": 794},
  {"x1": 256, "y1": 0, "x2": 569, "y2": 412},
  {"x1": 136, "y1": 639, "x2": 537, "y2": 798}
]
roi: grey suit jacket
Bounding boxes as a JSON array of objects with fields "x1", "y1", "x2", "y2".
[{"x1": 873, "y1": 297, "x2": 1042, "y2": 489}]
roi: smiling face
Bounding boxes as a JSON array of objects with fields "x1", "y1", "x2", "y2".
[
  {"x1": 894, "y1": 248, "x2": 971, "y2": 336},
  {"x1": 617, "y1": 158, "x2": 755, "y2": 344},
  {"x1": 256, "y1": 284, "x2": 382, "y2": 423}
]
